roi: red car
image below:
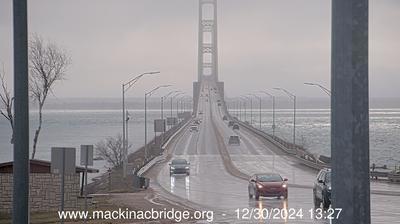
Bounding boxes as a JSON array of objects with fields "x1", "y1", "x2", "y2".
[{"x1": 248, "y1": 173, "x2": 288, "y2": 200}]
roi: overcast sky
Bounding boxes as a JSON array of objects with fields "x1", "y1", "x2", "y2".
[{"x1": 0, "y1": 0, "x2": 399, "y2": 99}]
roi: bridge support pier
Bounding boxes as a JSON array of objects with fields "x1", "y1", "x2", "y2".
[
  {"x1": 331, "y1": 0, "x2": 370, "y2": 223},
  {"x1": 193, "y1": 82, "x2": 201, "y2": 113}
]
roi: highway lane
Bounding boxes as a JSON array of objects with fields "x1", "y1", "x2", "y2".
[
  {"x1": 157, "y1": 83, "x2": 331, "y2": 223},
  {"x1": 209, "y1": 85, "x2": 400, "y2": 224},
  {"x1": 155, "y1": 82, "x2": 400, "y2": 223}
]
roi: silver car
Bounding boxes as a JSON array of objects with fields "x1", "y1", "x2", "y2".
[{"x1": 169, "y1": 159, "x2": 190, "y2": 176}]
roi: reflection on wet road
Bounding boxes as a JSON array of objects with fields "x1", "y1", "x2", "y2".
[{"x1": 157, "y1": 82, "x2": 400, "y2": 223}]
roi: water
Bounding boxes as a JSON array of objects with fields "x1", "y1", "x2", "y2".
[
  {"x1": 1, "y1": 98, "x2": 399, "y2": 174},
  {"x1": 0, "y1": 105, "x2": 183, "y2": 177},
  {"x1": 233, "y1": 108, "x2": 400, "y2": 168}
]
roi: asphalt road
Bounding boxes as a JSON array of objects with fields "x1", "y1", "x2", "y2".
[{"x1": 156, "y1": 82, "x2": 400, "y2": 223}]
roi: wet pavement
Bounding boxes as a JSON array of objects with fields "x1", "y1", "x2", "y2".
[{"x1": 155, "y1": 82, "x2": 400, "y2": 223}]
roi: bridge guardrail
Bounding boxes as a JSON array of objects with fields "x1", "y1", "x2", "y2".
[
  {"x1": 231, "y1": 117, "x2": 330, "y2": 171},
  {"x1": 137, "y1": 117, "x2": 192, "y2": 177}
]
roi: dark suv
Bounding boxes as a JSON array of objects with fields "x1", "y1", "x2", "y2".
[{"x1": 313, "y1": 168, "x2": 331, "y2": 209}]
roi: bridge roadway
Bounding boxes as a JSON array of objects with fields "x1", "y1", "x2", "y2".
[{"x1": 153, "y1": 81, "x2": 400, "y2": 223}]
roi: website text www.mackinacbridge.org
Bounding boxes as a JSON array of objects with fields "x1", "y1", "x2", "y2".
[{"x1": 58, "y1": 208, "x2": 214, "y2": 223}]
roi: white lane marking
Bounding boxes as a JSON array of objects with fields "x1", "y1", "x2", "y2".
[
  {"x1": 182, "y1": 130, "x2": 193, "y2": 155},
  {"x1": 238, "y1": 131, "x2": 263, "y2": 155},
  {"x1": 144, "y1": 193, "x2": 165, "y2": 206}
]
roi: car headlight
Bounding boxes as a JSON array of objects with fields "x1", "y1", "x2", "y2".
[
  {"x1": 171, "y1": 167, "x2": 175, "y2": 170},
  {"x1": 328, "y1": 186, "x2": 331, "y2": 191},
  {"x1": 282, "y1": 184, "x2": 287, "y2": 188},
  {"x1": 185, "y1": 166, "x2": 189, "y2": 169},
  {"x1": 257, "y1": 183, "x2": 263, "y2": 189}
]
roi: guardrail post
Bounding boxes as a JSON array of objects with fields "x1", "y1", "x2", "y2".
[{"x1": 331, "y1": 0, "x2": 370, "y2": 223}]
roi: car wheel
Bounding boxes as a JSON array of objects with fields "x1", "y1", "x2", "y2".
[
  {"x1": 314, "y1": 195, "x2": 321, "y2": 208},
  {"x1": 255, "y1": 191, "x2": 260, "y2": 200},
  {"x1": 248, "y1": 191, "x2": 253, "y2": 199},
  {"x1": 322, "y1": 196, "x2": 330, "y2": 210},
  {"x1": 313, "y1": 194, "x2": 321, "y2": 208}
]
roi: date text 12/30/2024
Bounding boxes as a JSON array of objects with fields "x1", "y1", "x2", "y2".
[{"x1": 235, "y1": 208, "x2": 343, "y2": 221}]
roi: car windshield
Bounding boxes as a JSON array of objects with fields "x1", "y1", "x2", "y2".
[
  {"x1": 325, "y1": 172, "x2": 331, "y2": 183},
  {"x1": 257, "y1": 174, "x2": 282, "y2": 182},
  {"x1": 230, "y1": 136, "x2": 239, "y2": 141},
  {"x1": 172, "y1": 159, "x2": 187, "y2": 165}
]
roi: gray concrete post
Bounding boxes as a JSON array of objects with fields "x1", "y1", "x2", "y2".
[
  {"x1": 13, "y1": 0, "x2": 30, "y2": 223},
  {"x1": 331, "y1": 0, "x2": 370, "y2": 223}
]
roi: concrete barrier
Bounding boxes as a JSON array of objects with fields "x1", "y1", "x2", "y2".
[
  {"x1": 233, "y1": 118, "x2": 330, "y2": 171},
  {"x1": 137, "y1": 118, "x2": 192, "y2": 177}
]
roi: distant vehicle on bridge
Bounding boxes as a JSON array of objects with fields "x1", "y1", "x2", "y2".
[
  {"x1": 228, "y1": 121, "x2": 235, "y2": 127},
  {"x1": 193, "y1": 119, "x2": 202, "y2": 125},
  {"x1": 190, "y1": 125, "x2": 199, "y2": 132},
  {"x1": 222, "y1": 115, "x2": 228, "y2": 121},
  {"x1": 313, "y1": 168, "x2": 331, "y2": 209},
  {"x1": 232, "y1": 124, "x2": 240, "y2": 130},
  {"x1": 169, "y1": 159, "x2": 190, "y2": 176},
  {"x1": 228, "y1": 135, "x2": 240, "y2": 146},
  {"x1": 248, "y1": 173, "x2": 288, "y2": 200}
]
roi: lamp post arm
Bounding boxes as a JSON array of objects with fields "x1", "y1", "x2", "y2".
[
  {"x1": 304, "y1": 83, "x2": 331, "y2": 96},
  {"x1": 124, "y1": 71, "x2": 160, "y2": 93}
]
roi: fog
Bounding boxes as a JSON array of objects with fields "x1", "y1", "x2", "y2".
[{"x1": 1, "y1": 0, "x2": 399, "y2": 99}]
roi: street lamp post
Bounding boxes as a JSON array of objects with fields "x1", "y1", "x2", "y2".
[
  {"x1": 274, "y1": 88, "x2": 296, "y2": 147},
  {"x1": 237, "y1": 98, "x2": 243, "y2": 121},
  {"x1": 304, "y1": 82, "x2": 331, "y2": 96},
  {"x1": 126, "y1": 111, "x2": 130, "y2": 154},
  {"x1": 121, "y1": 71, "x2": 160, "y2": 177},
  {"x1": 161, "y1": 90, "x2": 180, "y2": 144},
  {"x1": 250, "y1": 94, "x2": 262, "y2": 130},
  {"x1": 170, "y1": 92, "x2": 184, "y2": 128},
  {"x1": 238, "y1": 99, "x2": 241, "y2": 120},
  {"x1": 144, "y1": 85, "x2": 171, "y2": 161},
  {"x1": 244, "y1": 95, "x2": 253, "y2": 125},
  {"x1": 259, "y1": 91, "x2": 276, "y2": 137},
  {"x1": 177, "y1": 96, "x2": 189, "y2": 121},
  {"x1": 161, "y1": 91, "x2": 180, "y2": 120},
  {"x1": 240, "y1": 97, "x2": 247, "y2": 122}
]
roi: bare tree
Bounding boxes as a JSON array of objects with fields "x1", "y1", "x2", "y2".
[
  {"x1": 0, "y1": 67, "x2": 14, "y2": 144},
  {"x1": 96, "y1": 134, "x2": 130, "y2": 168},
  {"x1": 29, "y1": 35, "x2": 70, "y2": 159}
]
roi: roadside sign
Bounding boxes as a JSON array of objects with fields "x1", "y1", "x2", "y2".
[
  {"x1": 51, "y1": 147, "x2": 76, "y2": 174},
  {"x1": 154, "y1": 119, "x2": 166, "y2": 132},
  {"x1": 178, "y1": 112, "x2": 191, "y2": 119},
  {"x1": 167, "y1": 117, "x2": 177, "y2": 125},
  {"x1": 51, "y1": 147, "x2": 76, "y2": 223},
  {"x1": 80, "y1": 145, "x2": 94, "y2": 166}
]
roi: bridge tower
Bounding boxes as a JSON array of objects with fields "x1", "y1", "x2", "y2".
[
  {"x1": 193, "y1": 0, "x2": 224, "y2": 112},
  {"x1": 197, "y1": 0, "x2": 219, "y2": 82}
]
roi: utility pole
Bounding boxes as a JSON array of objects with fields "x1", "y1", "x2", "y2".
[
  {"x1": 13, "y1": 0, "x2": 29, "y2": 222},
  {"x1": 274, "y1": 88, "x2": 296, "y2": 147},
  {"x1": 121, "y1": 71, "x2": 160, "y2": 177},
  {"x1": 144, "y1": 85, "x2": 171, "y2": 160},
  {"x1": 260, "y1": 91, "x2": 276, "y2": 137},
  {"x1": 250, "y1": 94, "x2": 262, "y2": 130},
  {"x1": 331, "y1": 0, "x2": 370, "y2": 223}
]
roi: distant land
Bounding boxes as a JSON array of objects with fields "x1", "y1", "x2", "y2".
[{"x1": 32, "y1": 97, "x2": 400, "y2": 110}]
